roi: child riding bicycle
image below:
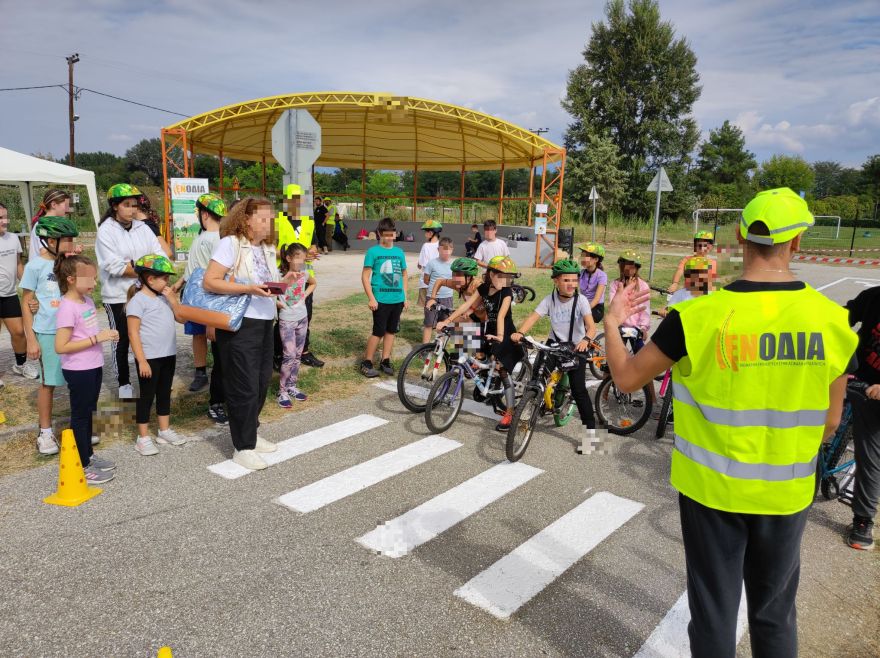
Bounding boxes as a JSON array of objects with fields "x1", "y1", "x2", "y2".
[{"x1": 669, "y1": 231, "x2": 717, "y2": 293}]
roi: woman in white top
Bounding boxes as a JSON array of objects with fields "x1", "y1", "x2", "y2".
[
  {"x1": 203, "y1": 197, "x2": 283, "y2": 471},
  {"x1": 95, "y1": 184, "x2": 164, "y2": 399}
]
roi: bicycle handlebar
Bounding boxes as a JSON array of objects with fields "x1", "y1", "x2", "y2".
[
  {"x1": 521, "y1": 335, "x2": 588, "y2": 359},
  {"x1": 649, "y1": 285, "x2": 670, "y2": 296}
]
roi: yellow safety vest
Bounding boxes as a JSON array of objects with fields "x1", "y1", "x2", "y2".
[
  {"x1": 275, "y1": 212, "x2": 314, "y2": 264},
  {"x1": 325, "y1": 204, "x2": 337, "y2": 227},
  {"x1": 670, "y1": 286, "x2": 857, "y2": 515}
]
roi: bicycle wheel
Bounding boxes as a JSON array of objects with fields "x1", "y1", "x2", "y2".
[
  {"x1": 506, "y1": 388, "x2": 542, "y2": 462},
  {"x1": 521, "y1": 285, "x2": 536, "y2": 301},
  {"x1": 654, "y1": 384, "x2": 673, "y2": 439},
  {"x1": 594, "y1": 377, "x2": 652, "y2": 435},
  {"x1": 553, "y1": 377, "x2": 577, "y2": 427},
  {"x1": 588, "y1": 332, "x2": 606, "y2": 380},
  {"x1": 509, "y1": 351, "x2": 532, "y2": 398},
  {"x1": 397, "y1": 343, "x2": 448, "y2": 413},
  {"x1": 425, "y1": 370, "x2": 466, "y2": 433}
]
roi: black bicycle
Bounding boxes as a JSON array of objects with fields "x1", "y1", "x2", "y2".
[
  {"x1": 593, "y1": 327, "x2": 653, "y2": 434},
  {"x1": 511, "y1": 284, "x2": 536, "y2": 305},
  {"x1": 818, "y1": 377, "x2": 869, "y2": 501}
]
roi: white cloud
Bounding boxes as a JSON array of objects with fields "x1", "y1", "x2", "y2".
[
  {"x1": 733, "y1": 111, "x2": 841, "y2": 155},
  {"x1": 108, "y1": 134, "x2": 132, "y2": 142},
  {"x1": 847, "y1": 97, "x2": 880, "y2": 127}
]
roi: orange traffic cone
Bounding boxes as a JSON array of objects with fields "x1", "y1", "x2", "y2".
[{"x1": 43, "y1": 429, "x2": 102, "y2": 507}]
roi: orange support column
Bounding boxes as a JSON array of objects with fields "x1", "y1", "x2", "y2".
[
  {"x1": 534, "y1": 147, "x2": 566, "y2": 268},
  {"x1": 160, "y1": 128, "x2": 189, "y2": 240}
]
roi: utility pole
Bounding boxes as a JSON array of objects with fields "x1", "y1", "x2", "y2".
[{"x1": 66, "y1": 53, "x2": 79, "y2": 166}]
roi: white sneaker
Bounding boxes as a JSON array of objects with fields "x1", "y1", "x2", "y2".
[
  {"x1": 156, "y1": 428, "x2": 187, "y2": 446},
  {"x1": 118, "y1": 384, "x2": 135, "y2": 399},
  {"x1": 13, "y1": 361, "x2": 40, "y2": 380},
  {"x1": 135, "y1": 436, "x2": 159, "y2": 456},
  {"x1": 37, "y1": 431, "x2": 59, "y2": 455},
  {"x1": 232, "y1": 449, "x2": 267, "y2": 470},
  {"x1": 254, "y1": 435, "x2": 277, "y2": 453},
  {"x1": 91, "y1": 435, "x2": 100, "y2": 445}
]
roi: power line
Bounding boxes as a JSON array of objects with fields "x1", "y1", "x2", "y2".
[
  {"x1": 0, "y1": 84, "x2": 65, "y2": 91},
  {"x1": 0, "y1": 82, "x2": 190, "y2": 117}
]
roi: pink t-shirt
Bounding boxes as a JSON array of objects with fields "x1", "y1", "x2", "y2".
[{"x1": 56, "y1": 296, "x2": 103, "y2": 370}]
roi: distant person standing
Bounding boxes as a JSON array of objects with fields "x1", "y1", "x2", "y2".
[
  {"x1": 324, "y1": 197, "x2": 337, "y2": 253},
  {"x1": 473, "y1": 220, "x2": 510, "y2": 268},
  {"x1": 313, "y1": 195, "x2": 327, "y2": 252},
  {"x1": 465, "y1": 223, "x2": 482, "y2": 258}
]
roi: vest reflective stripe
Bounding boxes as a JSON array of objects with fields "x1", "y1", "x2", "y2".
[
  {"x1": 673, "y1": 380, "x2": 827, "y2": 428},
  {"x1": 674, "y1": 434, "x2": 818, "y2": 482}
]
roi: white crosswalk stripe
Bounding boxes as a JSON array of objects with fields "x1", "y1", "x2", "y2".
[
  {"x1": 454, "y1": 491, "x2": 644, "y2": 619},
  {"x1": 207, "y1": 414, "x2": 388, "y2": 479},
  {"x1": 356, "y1": 461, "x2": 543, "y2": 557},
  {"x1": 633, "y1": 587, "x2": 748, "y2": 658},
  {"x1": 276, "y1": 435, "x2": 461, "y2": 513}
]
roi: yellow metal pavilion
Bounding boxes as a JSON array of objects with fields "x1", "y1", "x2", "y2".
[{"x1": 161, "y1": 92, "x2": 566, "y2": 265}]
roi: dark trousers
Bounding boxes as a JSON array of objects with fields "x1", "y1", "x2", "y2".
[
  {"x1": 209, "y1": 340, "x2": 224, "y2": 406},
  {"x1": 303, "y1": 293, "x2": 313, "y2": 353},
  {"x1": 314, "y1": 221, "x2": 326, "y2": 249},
  {"x1": 62, "y1": 367, "x2": 102, "y2": 468},
  {"x1": 216, "y1": 318, "x2": 273, "y2": 451},
  {"x1": 136, "y1": 355, "x2": 176, "y2": 424},
  {"x1": 679, "y1": 493, "x2": 808, "y2": 658},
  {"x1": 851, "y1": 393, "x2": 880, "y2": 520},
  {"x1": 568, "y1": 359, "x2": 596, "y2": 429},
  {"x1": 103, "y1": 302, "x2": 130, "y2": 387}
]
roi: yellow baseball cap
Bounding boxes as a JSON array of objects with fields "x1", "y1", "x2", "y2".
[
  {"x1": 284, "y1": 184, "x2": 303, "y2": 198},
  {"x1": 740, "y1": 188, "x2": 813, "y2": 245}
]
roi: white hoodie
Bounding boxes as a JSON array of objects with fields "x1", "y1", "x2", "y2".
[{"x1": 95, "y1": 218, "x2": 163, "y2": 304}]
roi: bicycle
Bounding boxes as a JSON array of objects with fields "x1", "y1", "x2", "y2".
[
  {"x1": 593, "y1": 326, "x2": 653, "y2": 434},
  {"x1": 818, "y1": 377, "x2": 869, "y2": 501},
  {"x1": 505, "y1": 336, "x2": 586, "y2": 462},
  {"x1": 511, "y1": 284, "x2": 536, "y2": 305},
  {"x1": 396, "y1": 308, "x2": 454, "y2": 413},
  {"x1": 654, "y1": 367, "x2": 673, "y2": 439},
  {"x1": 424, "y1": 344, "x2": 531, "y2": 434}
]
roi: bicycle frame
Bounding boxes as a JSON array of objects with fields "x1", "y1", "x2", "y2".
[{"x1": 441, "y1": 354, "x2": 504, "y2": 404}]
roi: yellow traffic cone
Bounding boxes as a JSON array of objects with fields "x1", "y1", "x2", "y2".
[
  {"x1": 43, "y1": 429, "x2": 102, "y2": 507},
  {"x1": 157, "y1": 648, "x2": 173, "y2": 658},
  {"x1": 0, "y1": 410, "x2": 5, "y2": 423}
]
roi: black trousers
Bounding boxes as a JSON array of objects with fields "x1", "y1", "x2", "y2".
[
  {"x1": 62, "y1": 367, "x2": 102, "y2": 468},
  {"x1": 216, "y1": 318, "x2": 273, "y2": 451},
  {"x1": 851, "y1": 393, "x2": 880, "y2": 521},
  {"x1": 209, "y1": 339, "x2": 224, "y2": 405},
  {"x1": 103, "y1": 302, "x2": 130, "y2": 387},
  {"x1": 303, "y1": 293, "x2": 313, "y2": 353},
  {"x1": 568, "y1": 359, "x2": 596, "y2": 429},
  {"x1": 136, "y1": 355, "x2": 176, "y2": 424},
  {"x1": 679, "y1": 493, "x2": 808, "y2": 658},
  {"x1": 314, "y1": 221, "x2": 326, "y2": 248}
]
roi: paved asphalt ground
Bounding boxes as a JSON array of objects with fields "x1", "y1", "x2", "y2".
[{"x1": 0, "y1": 255, "x2": 878, "y2": 657}]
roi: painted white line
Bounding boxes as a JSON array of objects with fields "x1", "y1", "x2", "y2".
[
  {"x1": 633, "y1": 586, "x2": 748, "y2": 658},
  {"x1": 276, "y1": 435, "x2": 461, "y2": 513},
  {"x1": 207, "y1": 414, "x2": 388, "y2": 479},
  {"x1": 454, "y1": 491, "x2": 644, "y2": 619},
  {"x1": 357, "y1": 461, "x2": 543, "y2": 557},
  {"x1": 815, "y1": 277, "x2": 850, "y2": 292}
]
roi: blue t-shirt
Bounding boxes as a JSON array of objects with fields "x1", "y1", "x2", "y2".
[
  {"x1": 423, "y1": 257, "x2": 453, "y2": 299},
  {"x1": 20, "y1": 257, "x2": 61, "y2": 335},
  {"x1": 364, "y1": 244, "x2": 407, "y2": 304}
]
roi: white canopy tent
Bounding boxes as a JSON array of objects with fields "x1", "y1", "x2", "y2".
[{"x1": 0, "y1": 146, "x2": 100, "y2": 227}]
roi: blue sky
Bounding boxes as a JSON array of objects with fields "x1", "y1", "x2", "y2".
[{"x1": 2, "y1": 0, "x2": 878, "y2": 169}]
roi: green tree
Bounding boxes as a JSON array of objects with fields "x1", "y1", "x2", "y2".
[
  {"x1": 754, "y1": 155, "x2": 815, "y2": 194},
  {"x1": 562, "y1": 0, "x2": 701, "y2": 217},
  {"x1": 565, "y1": 134, "x2": 628, "y2": 213},
  {"x1": 811, "y1": 161, "x2": 844, "y2": 198},
  {"x1": 861, "y1": 154, "x2": 880, "y2": 207},
  {"x1": 692, "y1": 120, "x2": 756, "y2": 205},
  {"x1": 124, "y1": 138, "x2": 163, "y2": 185}
]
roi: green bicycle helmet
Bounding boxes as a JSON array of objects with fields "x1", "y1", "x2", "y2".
[
  {"x1": 421, "y1": 219, "x2": 443, "y2": 232},
  {"x1": 694, "y1": 230, "x2": 715, "y2": 242},
  {"x1": 487, "y1": 255, "x2": 520, "y2": 277},
  {"x1": 107, "y1": 183, "x2": 142, "y2": 202},
  {"x1": 134, "y1": 254, "x2": 176, "y2": 276},
  {"x1": 617, "y1": 249, "x2": 642, "y2": 267},
  {"x1": 551, "y1": 258, "x2": 580, "y2": 278},
  {"x1": 684, "y1": 256, "x2": 711, "y2": 272},
  {"x1": 451, "y1": 257, "x2": 479, "y2": 277},
  {"x1": 576, "y1": 242, "x2": 605, "y2": 259},
  {"x1": 35, "y1": 215, "x2": 79, "y2": 239},
  {"x1": 196, "y1": 193, "x2": 227, "y2": 218}
]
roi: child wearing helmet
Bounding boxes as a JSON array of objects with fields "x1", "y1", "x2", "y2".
[
  {"x1": 437, "y1": 255, "x2": 521, "y2": 431},
  {"x1": 28, "y1": 189, "x2": 71, "y2": 263},
  {"x1": 95, "y1": 183, "x2": 165, "y2": 400},
  {"x1": 576, "y1": 242, "x2": 608, "y2": 323},
  {"x1": 427, "y1": 256, "x2": 487, "y2": 324},
  {"x1": 20, "y1": 216, "x2": 81, "y2": 455},
  {"x1": 421, "y1": 236, "x2": 455, "y2": 343},
  {"x1": 126, "y1": 254, "x2": 189, "y2": 456},
  {"x1": 669, "y1": 231, "x2": 717, "y2": 293},
  {"x1": 512, "y1": 259, "x2": 599, "y2": 435},
  {"x1": 417, "y1": 220, "x2": 443, "y2": 309},
  {"x1": 657, "y1": 256, "x2": 712, "y2": 318},
  {"x1": 609, "y1": 250, "x2": 651, "y2": 351},
  {"x1": 171, "y1": 193, "x2": 229, "y2": 423}
]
